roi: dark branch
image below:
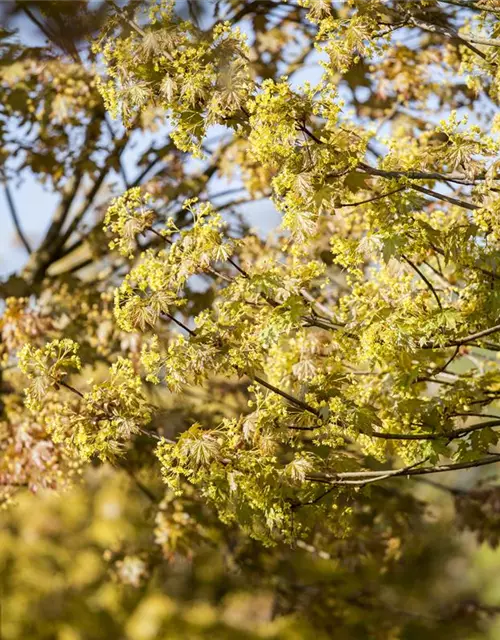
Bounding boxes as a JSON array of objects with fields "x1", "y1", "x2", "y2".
[
  {"x1": 3, "y1": 181, "x2": 32, "y2": 255},
  {"x1": 402, "y1": 255, "x2": 443, "y2": 309}
]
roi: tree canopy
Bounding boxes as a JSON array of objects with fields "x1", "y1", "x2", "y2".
[{"x1": 2, "y1": 0, "x2": 500, "y2": 637}]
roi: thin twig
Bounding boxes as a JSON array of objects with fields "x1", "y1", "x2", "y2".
[
  {"x1": 438, "y1": 0, "x2": 500, "y2": 13},
  {"x1": 159, "y1": 312, "x2": 320, "y2": 416},
  {"x1": 58, "y1": 379, "x2": 84, "y2": 398},
  {"x1": 104, "y1": 114, "x2": 130, "y2": 189},
  {"x1": 253, "y1": 375, "x2": 320, "y2": 417},
  {"x1": 402, "y1": 255, "x2": 443, "y2": 309},
  {"x1": 335, "y1": 186, "x2": 406, "y2": 208},
  {"x1": 109, "y1": 0, "x2": 146, "y2": 36},
  {"x1": 120, "y1": 463, "x2": 158, "y2": 502},
  {"x1": 3, "y1": 182, "x2": 32, "y2": 254},
  {"x1": 416, "y1": 345, "x2": 460, "y2": 382}
]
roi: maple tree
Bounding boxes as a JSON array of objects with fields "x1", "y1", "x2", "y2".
[{"x1": 2, "y1": 0, "x2": 500, "y2": 637}]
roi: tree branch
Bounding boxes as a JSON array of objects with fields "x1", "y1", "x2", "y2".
[
  {"x1": 421, "y1": 322, "x2": 500, "y2": 349},
  {"x1": 411, "y1": 184, "x2": 479, "y2": 212},
  {"x1": 307, "y1": 453, "x2": 500, "y2": 486},
  {"x1": 159, "y1": 313, "x2": 320, "y2": 416},
  {"x1": 289, "y1": 417, "x2": 500, "y2": 441},
  {"x1": 402, "y1": 255, "x2": 443, "y2": 309},
  {"x1": 416, "y1": 345, "x2": 460, "y2": 382},
  {"x1": 358, "y1": 161, "x2": 488, "y2": 186},
  {"x1": 104, "y1": 114, "x2": 130, "y2": 189},
  {"x1": 57, "y1": 128, "x2": 130, "y2": 252},
  {"x1": 22, "y1": 173, "x2": 83, "y2": 284},
  {"x1": 3, "y1": 181, "x2": 32, "y2": 255},
  {"x1": 438, "y1": 0, "x2": 500, "y2": 13},
  {"x1": 108, "y1": 0, "x2": 146, "y2": 37},
  {"x1": 404, "y1": 13, "x2": 491, "y2": 62},
  {"x1": 335, "y1": 186, "x2": 406, "y2": 208},
  {"x1": 253, "y1": 375, "x2": 319, "y2": 416},
  {"x1": 451, "y1": 322, "x2": 500, "y2": 346}
]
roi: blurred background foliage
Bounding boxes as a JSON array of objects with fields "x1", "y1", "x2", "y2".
[{"x1": 2, "y1": 468, "x2": 500, "y2": 640}]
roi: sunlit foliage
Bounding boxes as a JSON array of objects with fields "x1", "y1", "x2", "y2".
[{"x1": 3, "y1": 0, "x2": 500, "y2": 636}]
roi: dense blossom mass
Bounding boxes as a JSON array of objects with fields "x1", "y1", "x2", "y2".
[{"x1": 3, "y1": 0, "x2": 500, "y2": 637}]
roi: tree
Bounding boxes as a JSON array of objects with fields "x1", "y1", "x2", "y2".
[{"x1": 2, "y1": 0, "x2": 500, "y2": 637}]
